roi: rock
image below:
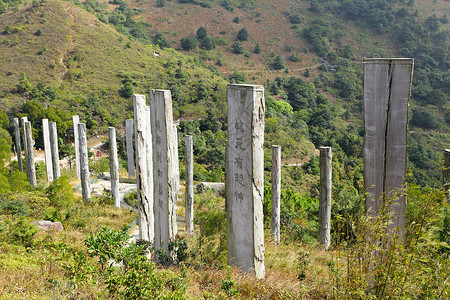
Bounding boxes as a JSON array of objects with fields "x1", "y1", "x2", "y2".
[
  {"x1": 32, "y1": 220, "x2": 64, "y2": 232},
  {"x1": 196, "y1": 182, "x2": 225, "y2": 195}
]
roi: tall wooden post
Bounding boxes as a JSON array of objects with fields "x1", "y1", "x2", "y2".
[
  {"x1": 49, "y1": 122, "x2": 60, "y2": 180},
  {"x1": 226, "y1": 84, "x2": 265, "y2": 279},
  {"x1": 133, "y1": 95, "x2": 153, "y2": 242},
  {"x1": 319, "y1": 147, "x2": 332, "y2": 250},
  {"x1": 13, "y1": 118, "x2": 23, "y2": 172},
  {"x1": 73, "y1": 115, "x2": 80, "y2": 178},
  {"x1": 125, "y1": 119, "x2": 135, "y2": 177},
  {"x1": 185, "y1": 135, "x2": 194, "y2": 234},
  {"x1": 271, "y1": 145, "x2": 281, "y2": 244},
  {"x1": 364, "y1": 58, "x2": 413, "y2": 240},
  {"x1": 149, "y1": 89, "x2": 178, "y2": 254},
  {"x1": 42, "y1": 119, "x2": 53, "y2": 182},
  {"x1": 109, "y1": 127, "x2": 120, "y2": 208},
  {"x1": 25, "y1": 121, "x2": 37, "y2": 187},
  {"x1": 78, "y1": 123, "x2": 91, "y2": 202},
  {"x1": 21, "y1": 117, "x2": 29, "y2": 177}
]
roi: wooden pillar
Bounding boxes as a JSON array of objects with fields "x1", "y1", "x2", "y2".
[
  {"x1": 42, "y1": 119, "x2": 53, "y2": 182},
  {"x1": 25, "y1": 121, "x2": 37, "y2": 187},
  {"x1": 13, "y1": 118, "x2": 23, "y2": 172},
  {"x1": 133, "y1": 95, "x2": 153, "y2": 242},
  {"x1": 78, "y1": 123, "x2": 91, "y2": 202},
  {"x1": 125, "y1": 119, "x2": 135, "y2": 177},
  {"x1": 21, "y1": 117, "x2": 29, "y2": 177},
  {"x1": 226, "y1": 84, "x2": 265, "y2": 279},
  {"x1": 271, "y1": 145, "x2": 281, "y2": 244},
  {"x1": 444, "y1": 149, "x2": 450, "y2": 198},
  {"x1": 145, "y1": 106, "x2": 155, "y2": 242},
  {"x1": 109, "y1": 127, "x2": 120, "y2": 208},
  {"x1": 173, "y1": 124, "x2": 180, "y2": 195},
  {"x1": 319, "y1": 147, "x2": 332, "y2": 250},
  {"x1": 73, "y1": 115, "x2": 80, "y2": 178},
  {"x1": 185, "y1": 135, "x2": 194, "y2": 234},
  {"x1": 364, "y1": 58, "x2": 413, "y2": 240},
  {"x1": 49, "y1": 122, "x2": 60, "y2": 180},
  {"x1": 149, "y1": 89, "x2": 178, "y2": 254}
]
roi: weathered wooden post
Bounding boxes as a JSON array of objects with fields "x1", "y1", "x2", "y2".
[
  {"x1": 173, "y1": 125, "x2": 180, "y2": 195},
  {"x1": 149, "y1": 89, "x2": 178, "y2": 254},
  {"x1": 319, "y1": 147, "x2": 332, "y2": 250},
  {"x1": 109, "y1": 127, "x2": 120, "y2": 208},
  {"x1": 21, "y1": 117, "x2": 29, "y2": 176},
  {"x1": 185, "y1": 135, "x2": 194, "y2": 234},
  {"x1": 444, "y1": 149, "x2": 450, "y2": 198},
  {"x1": 364, "y1": 58, "x2": 413, "y2": 240},
  {"x1": 13, "y1": 118, "x2": 23, "y2": 172},
  {"x1": 49, "y1": 122, "x2": 60, "y2": 180},
  {"x1": 271, "y1": 145, "x2": 281, "y2": 244},
  {"x1": 42, "y1": 119, "x2": 54, "y2": 182},
  {"x1": 125, "y1": 119, "x2": 135, "y2": 177},
  {"x1": 73, "y1": 115, "x2": 80, "y2": 177},
  {"x1": 226, "y1": 84, "x2": 265, "y2": 279},
  {"x1": 78, "y1": 123, "x2": 91, "y2": 202},
  {"x1": 145, "y1": 106, "x2": 155, "y2": 242},
  {"x1": 133, "y1": 95, "x2": 153, "y2": 242},
  {"x1": 25, "y1": 121, "x2": 37, "y2": 187}
]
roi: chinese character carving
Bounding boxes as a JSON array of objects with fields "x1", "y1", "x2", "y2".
[
  {"x1": 234, "y1": 157, "x2": 243, "y2": 169},
  {"x1": 235, "y1": 173, "x2": 244, "y2": 186},
  {"x1": 235, "y1": 190, "x2": 243, "y2": 202},
  {"x1": 235, "y1": 137, "x2": 245, "y2": 150},
  {"x1": 235, "y1": 120, "x2": 243, "y2": 131}
]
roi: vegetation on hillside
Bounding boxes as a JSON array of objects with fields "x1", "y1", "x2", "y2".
[{"x1": 0, "y1": 0, "x2": 449, "y2": 297}]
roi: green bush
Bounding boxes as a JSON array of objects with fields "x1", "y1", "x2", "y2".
[
  {"x1": 0, "y1": 198, "x2": 28, "y2": 216},
  {"x1": 43, "y1": 206, "x2": 61, "y2": 222},
  {"x1": 46, "y1": 175, "x2": 76, "y2": 209},
  {"x1": 9, "y1": 217, "x2": 39, "y2": 247}
]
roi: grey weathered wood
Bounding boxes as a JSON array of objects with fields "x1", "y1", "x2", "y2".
[
  {"x1": 444, "y1": 149, "x2": 450, "y2": 198},
  {"x1": 21, "y1": 117, "x2": 29, "y2": 177},
  {"x1": 73, "y1": 116, "x2": 81, "y2": 178},
  {"x1": 173, "y1": 125, "x2": 180, "y2": 195},
  {"x1": 25, "y1": 121, "x2": 37, "y2": 187},
  {"x1": 319, "y1": 147, "x2": 332, "y2": 250},
  {"x1": 133, "y1": 95, "x2": 153, "y2": 242},
  {"x1": 49, "y1": 122, "x2": 60, "y2": 180},
  {"x1": 149, "y1": 89, "x2": 178, "y2": 254},
  {"x1": 271, "y1": 145, "x2": 281, "y2": 244},
  {"x1": 78, "y1": 123, "x2": 91, "y2": 202},
  {"x1": 42, "y1": 119, "x2": 53, "y2": 182},
  {"x1": 363, "y1": 58, "x2": 413, "y2": 240},
  {"x1": 185, "y1": 135, "x2": 194, "y2": 234},
  {"x1": 146, "y1": 106, "x2": 155, "y2": 241},
  {"x1": 226, "y1": 84, "x2": 265, "y2": 279},
  {"x1": 13, "y1": 118, "x2": 23, "y2": 172},
  {"x1": 149, "y1": 91, "x2": 159, "y2": 250},
  {"x1": 109, "y1": 127, "x2": 120, "y2": 208},
  {"x1": 125, "y1": 119, "x2": 135, "y2": 177}
]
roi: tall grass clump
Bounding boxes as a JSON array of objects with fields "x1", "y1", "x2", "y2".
[{"x1": 328, "y1": 185, "x2": 450, "y2": 298}]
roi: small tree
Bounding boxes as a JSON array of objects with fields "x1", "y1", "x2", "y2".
[
  {"x1": 273, "y1": 55, "x2": 287, "y2": 70},
  {"x1": 197, "y1": 26, "x2": 207, "y2": 40},
  {"x1": 236, "y1": 28, "x2": 248, "y2": 41},
  {"x1": 201, "y1": 36, "x2": 215, "y2": 50},
  {"x1": 232, "y1": 41, "x2": 244, "y2": 54},
  {"x1": 156, "y1": 0, "x2": 166, "y2": 7},
  {"x1": 253, "y1": 43, "x2": 261, "y2": 54},
  {"x1": 180, "y1": 36, "x2": 198, "y2": 50}
]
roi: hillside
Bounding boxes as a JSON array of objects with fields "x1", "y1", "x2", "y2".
[{"x1": 0, "y1": 0, "x2": 227, "y2": 125}]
